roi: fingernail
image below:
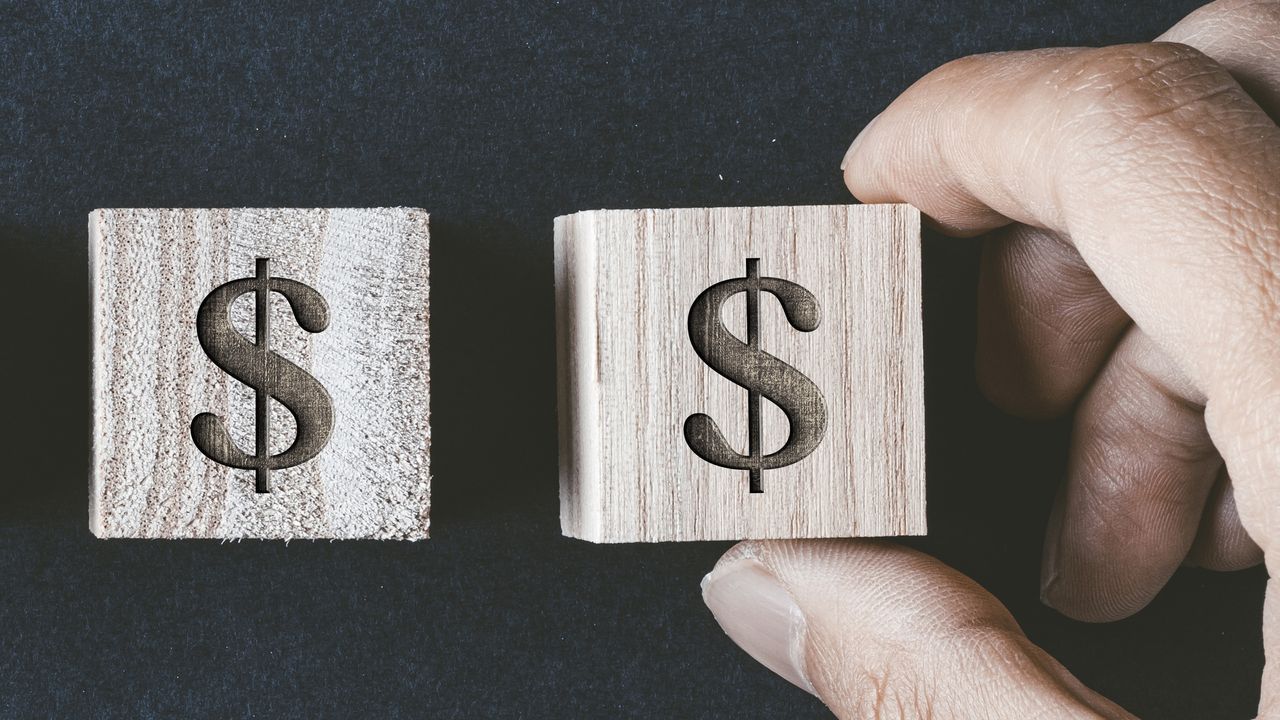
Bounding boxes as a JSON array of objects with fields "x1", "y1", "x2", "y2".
[
  {"x1": 841, "y1": 113, "x2": 881, "y2": 171},
  {"x1": 1040, "y1": 493, "x2": 1066, "y2": 607},
  {"x1": 701, "y1": 556, "x2": 816, "y2": 695}
]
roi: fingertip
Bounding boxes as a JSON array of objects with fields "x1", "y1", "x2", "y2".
[
  {"x1": 701, "y1": 546, "x2": 816, "y2": 695},
  {"x1": 841, "y1": 103, "x2": 1015, "y2": 234},
  {"x1": 841, "y1": 113, "x2": 879, "y2": 171},
  {"x1": 841, "y1": 117, "x2": 886, "y2": 204}
]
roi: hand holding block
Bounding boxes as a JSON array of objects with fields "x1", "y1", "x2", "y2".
[
  {"x1": 555, "y1": 205, "x2": 924, "y2": 542},
  {"x1": 90, "y1": 208, "x2": 431, "y2": 539}
]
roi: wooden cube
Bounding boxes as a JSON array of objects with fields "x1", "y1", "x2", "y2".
[
  {"x1": 90, "y1": 208, "x2": 431, "y2": 539},
  {"x1": 555, "y1": 205, "x2": 925, "y2": 542}
]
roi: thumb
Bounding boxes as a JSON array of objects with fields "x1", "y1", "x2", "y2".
[{"x1": 702, "y1": 540, "x2": 1134, "y2": 719}]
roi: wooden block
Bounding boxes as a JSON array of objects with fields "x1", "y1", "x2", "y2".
[
  {"x1": 90, "y1": 208, "x2": 431, "y2": 539},
  {"x1": 555, "y1": 205, "x2": 925, "y2": 542}
]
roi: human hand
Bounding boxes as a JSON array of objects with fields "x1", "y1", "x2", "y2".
[{"x1": 701, "y1": 1, "x2": 1280, "y2": 716}]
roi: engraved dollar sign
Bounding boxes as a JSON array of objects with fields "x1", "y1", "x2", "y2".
[
  {"x1": 191, "y1": 258, "x2": 334, "y2": 493},
  {"x1": 685, "y1": 258, "x2": 827, "y2": 493}
]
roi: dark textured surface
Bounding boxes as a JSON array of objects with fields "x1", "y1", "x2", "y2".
[{"x1": 0, "y1": 1, "x2": 1263, "y2": 717}]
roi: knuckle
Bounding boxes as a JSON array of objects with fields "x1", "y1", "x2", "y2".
[{"x1": 1060, "y1": 42, "x2": 1238, "y2": 128}]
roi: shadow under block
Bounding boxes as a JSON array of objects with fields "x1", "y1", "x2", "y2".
[
  {"x1": 90, "y1": 208, "x2": 431, "y2": 539},
  {"x1": 555, "y1": 205, "x2": 925, "y2": 543}
]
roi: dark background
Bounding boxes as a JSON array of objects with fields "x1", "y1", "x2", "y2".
[{"x1": 0, "y1": 1, "x2": 1263, "y2": 717}]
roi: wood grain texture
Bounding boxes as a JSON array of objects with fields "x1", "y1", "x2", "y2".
[
  {"x1": 555, "y1": 205, "x2": 925, "y2": 542},
  {"x1": 90, "y1": 208, "x2": 431, "y2": 539}
]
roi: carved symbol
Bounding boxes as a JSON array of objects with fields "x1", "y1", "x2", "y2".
[
  {"x1": 191, "y1": 258, "x2": 333, "y2": 493},
  {"x1": 685, "y1": 258, "x2": 827, "y2": 493}
]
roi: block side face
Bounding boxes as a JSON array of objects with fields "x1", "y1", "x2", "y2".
[
  {"x1": 591, "y1": 208, "x2": 667, "y2": 543},
  {"x1": 91, "y1": 208, "x2": 431, "y2": 540},
  {"x1": 899, "y1": 205, "x2": 927, "y2": 536},
  {"x1": 554, "y1": 216, "x2": 577, "y2": 537},
  {"x1": 588, "y1": 204, "x2": 925, "y2": 542},
  {"x1": 555, "y1": 213, "x2": 604, "y2": 542},
  {"x1": 88, "y1": 210, "x2": 107, "y2": 538},
  {"x1": 419, "y1": 210, "x2": 432, "y2": 538}
]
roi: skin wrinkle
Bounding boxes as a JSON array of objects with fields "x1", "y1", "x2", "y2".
[
  {"x1": 1232, "y1": 203, "x2": 1280, "y2": 316},
  {"x1": 923, "y1": 114, "x2": 1003, "y2": 235},
  {"x1": 1165, "y1": 1, "x2": 1280, "y2": 113},
  {"x1": 1014, "y1": 238, "x2": 1093, "y2": 309},
  {"x1": 1123, "y1": 352, "x2": 1207, "y2": 415},
  {"x1": 1080, "y1": 440, "x2": 1187, "y2": 530},
  {"x1": 911, "y1": 623, "x2": 1107, "y2": 718},
  {"x1": 1085, "y1": 416, "x2": 1210, "y2": 498},
  {"x1": 977, "y1": 225, "x2": 1130, "y2": 416},
  {"x1": 1071, "y1": 462, "x2": 1150, "y2": 550},
  {"x1": 1125, "y1": 79, "x2": 1242, "y2": 122},
  {"x1": 1061, "y1": 44, "x2": 1231, "y2": 122},
  {"x1": 1015, "y1": 644, "x2": 1117, "y2": 720},
  {"x1": 1037, "y1": 249, "x2": 1107, "y2": 303},
  {"x1": 1011, "y1": 286, "x2": 1116, "y2": 356}
]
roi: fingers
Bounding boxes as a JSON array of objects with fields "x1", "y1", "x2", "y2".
[
  {"x1": 842, "y1": 41, "x2": 1280, "y2": 415},
  {"x1": 842, "y1": 38, "x2": 1280, "y2": 707},
  {"x1": 1042, "y1": 327, "x2": 1221, "y2": 621},
  {"x1": 840, "y1": 9, "x2": 1280, "y2": 711},
  {"x1": 1186, "y1": 469, "x2": 1264, "y2": 571},
  {"x1": 976, "y1": 225, "x2": 1128, "y2": 418},
  {"x1": 702, "y1": 540, "x2": 1136, "y2": 719}
]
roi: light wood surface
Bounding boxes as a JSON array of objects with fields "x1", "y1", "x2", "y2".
[
  {"x1": 555, "y1": 205, "x2": 925, "y2": 542},
  {"x1": 90, "y1": 208, "x2": 431, "y2": 539}
]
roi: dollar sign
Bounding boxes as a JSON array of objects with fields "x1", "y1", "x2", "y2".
[
  {"x1": 685, "y1": 258, "x2": 827, "y2": 493},
  {"x1": 191, "y1": 258, "x2": 334, "y2": 493}
]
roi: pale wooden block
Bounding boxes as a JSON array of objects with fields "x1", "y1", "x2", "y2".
[
  {"x1": 90, "y1": 208, "x2": 431, "y2": 539},
  {"x1": 555, "y1": 205, "x2": 925, "y2": 543}
]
